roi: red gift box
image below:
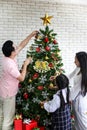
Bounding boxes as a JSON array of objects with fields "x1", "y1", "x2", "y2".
[
  {"x1": 23, "y1": 120, "x2": 37, "y2": 130},
  {"x1": 14, "y1": 119, "x2": 22, "y2": 130}
]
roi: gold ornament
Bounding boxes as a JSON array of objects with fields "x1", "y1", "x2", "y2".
[
  {"x1": 41, "y1": 105, "x2": 44, "y2": 109},
  {"x1": 45, "y1": 56, "x2": 49, "y2": 60},
  {"x1": 28, "y1": 79, "x2": 32, "y2": 83},
  {"x1": 49, "y1": 83, "x2": 54, "y2": 88},
  {"x1": 49, "y1": 83, "x2": 58, "y2": 90},
  {"x1": 40, "y1": 13, "x2": 53, "y2": 25},
  {"x1": 29, "y1": 46, "x2": 33, "y2": 50},
  {"x1": 57, "y1": 52, "x2": 60, "y2": 55}
]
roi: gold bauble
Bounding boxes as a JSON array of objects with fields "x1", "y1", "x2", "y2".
[
  {"x1": 28, "y1": 79, "x2": 32, "y2": 83},
  {"x1": 45, "y1": 56, "x2": 49, "y2": 60}
]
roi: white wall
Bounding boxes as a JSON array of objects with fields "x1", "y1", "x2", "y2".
[
  {"x1": 38, "y1": 0, "x2": 87, "y2": 5},
  {"x1": 0, "y1": 0, "x2": 87, "y2": 76}
]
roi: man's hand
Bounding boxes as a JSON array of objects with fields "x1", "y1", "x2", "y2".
[
  {"x1": 24, "y1": 57, "x2": 32, "y2": 66},
  {"x1": 16, "y1": 31, "x2": 38, "y2": 54},
  {"x1": 30, "y1": 30, "x2": 38, "y2": 37},
  {"x1": 17, "y1": 57, "x2": 32, "y2": 82}
]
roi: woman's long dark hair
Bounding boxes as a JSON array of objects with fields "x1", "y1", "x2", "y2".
[
  {"x1": 76, "y1": 51, "x2": 87, "y2": 96},
  {"x1": 55, "y1": 74, "x2": 69, "y2": 108}
]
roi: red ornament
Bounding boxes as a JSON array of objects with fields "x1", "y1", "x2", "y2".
[
  {"x1": 53, "y1": 39, "x2": 57, "y2": 44},
  {"x1": 37, "y1": 86, "x2": 44, "y2": 90},
  {"x1": 45, "y1": 46, "x2": 50, "y2": 51},
  {"x1": 23, "y1": 92, "x2": 28, "y2": 99},
  {"x1": 33, "y1": 73, "x2": 39, "y2": 79},
  {"x1": 44, "y1": 37, "x2": 49, "y2": 43},
  {"x1": 48, "y1": 63, "x2": 53, "y2": 68},
  {"x1": 18, "y1": 83, "x2": 22, "y2": 88},
  {"x1": 36, "y1": 47, "x2": 41, "y2": 52}
]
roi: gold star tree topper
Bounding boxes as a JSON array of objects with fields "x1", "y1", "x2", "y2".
[{"x1": 41, "y1": 13, "x2": 53, "y2": 25}]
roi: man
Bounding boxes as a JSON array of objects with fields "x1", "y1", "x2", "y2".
[{"x1": 0, "y1": 30, "x2": 37, "y2": 130}]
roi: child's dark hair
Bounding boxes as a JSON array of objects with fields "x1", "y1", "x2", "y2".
[
  {"x1": 55, "y1": 74, "x2": 70, "y2": 108},
  {"x1": 2, "y1": 40, "x2": 15, "y2": 57}
]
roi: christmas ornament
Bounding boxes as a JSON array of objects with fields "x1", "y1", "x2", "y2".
[
  {"x1": 45, "y1": 56, "x2": 49, "y2": 60},
  {"x1": 53, "y1": 39, "x2": 57, "y2": 44},
  {"x1": 44, "y1": 37, "x2": 49, "y2": 43},
  {"x1": 36, "y1": 47, "x2": 41, "y2": 52},
  {"x1": 49, "y1": 83, "x2": 57, "y2": 90},
  {"x1": 41, "y1": 91, "x2": 49, "y2": 99},
  {"x1": 28, "y1": 79, "x2": 32, "y2": 83},
  {"x1": 48, "y1": 63, "x2": 53, "y2": 68},
  {"x1": 18, "y1": 83, "x2": 22, "y2": 88},
  {"x1": 45, "y1": 46, "x2": 50, "y2": 51},
  {"x1": 39, "y1": 75, "x2": 47, "y2": 84},
  {"x1": 32, "y1": 97, "x2": 41, "y2": 103},
  {"x1": 49, "y1": 83, "x2": 54, "y2": 88},
  {"x1": 34, "y1": 60, "x2": 50, "y2": 73},
  {"x1": 33, "y1": 73, "x2": 39, "y2": 79},
  {"x1": 40, "y1": 13, "x2": 53, "y2": 25},
  {"x1": 23, "y1": 92, "x2": 29, "y2": 99},
  {"x1": 37, "y1": 86, "x2": 44, "y2": 90}
]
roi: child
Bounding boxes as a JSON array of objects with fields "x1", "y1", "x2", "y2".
[{"x1": 40, "y1": 74, "x2": 72, "y2": 130}]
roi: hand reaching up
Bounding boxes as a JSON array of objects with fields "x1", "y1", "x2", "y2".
[{"x1": 24, "y1": 57, "x2": 32, "y2": 66}]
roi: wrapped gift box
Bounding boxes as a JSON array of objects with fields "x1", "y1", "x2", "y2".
[
  {"x1": 23, "y1": 120, "x2": 37, "y2": 130},
  {"x1": 14, "y1": 119, "x2": 22, "y2": 130}
]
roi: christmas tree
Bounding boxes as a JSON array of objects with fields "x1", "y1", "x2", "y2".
[{"x1": 16, "y1": 14, "x2": 64, "y2": 127}]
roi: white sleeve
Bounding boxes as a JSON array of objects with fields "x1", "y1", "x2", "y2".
[
  {"x1": 67, "y1": 67, "x2": 80, "y2": 80},
  {"x1": 66, "y1": 67, "x2": 80, "y2": 89},
  {"x1": 67, "y1": 67, "x2": 77, "y2": 80},
  {"x1": 44, "y1": 94, "x2": 60, "y2": 113}
]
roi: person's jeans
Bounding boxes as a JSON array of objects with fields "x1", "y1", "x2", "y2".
[{"x1": 0, "y1": 96, "x2": 15, "y2": 130}]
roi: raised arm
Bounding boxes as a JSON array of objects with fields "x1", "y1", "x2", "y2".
[
  {"x1": 67, "y1": 67, "x2": 80, "y2": 80},
  {"x1": 16, "y1": 30, "x2": 38, "y2": 55}
]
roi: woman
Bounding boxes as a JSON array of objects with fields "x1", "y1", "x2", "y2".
[{"x1": 68, "y1": 51, "x2": 87, "y2": 130}]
